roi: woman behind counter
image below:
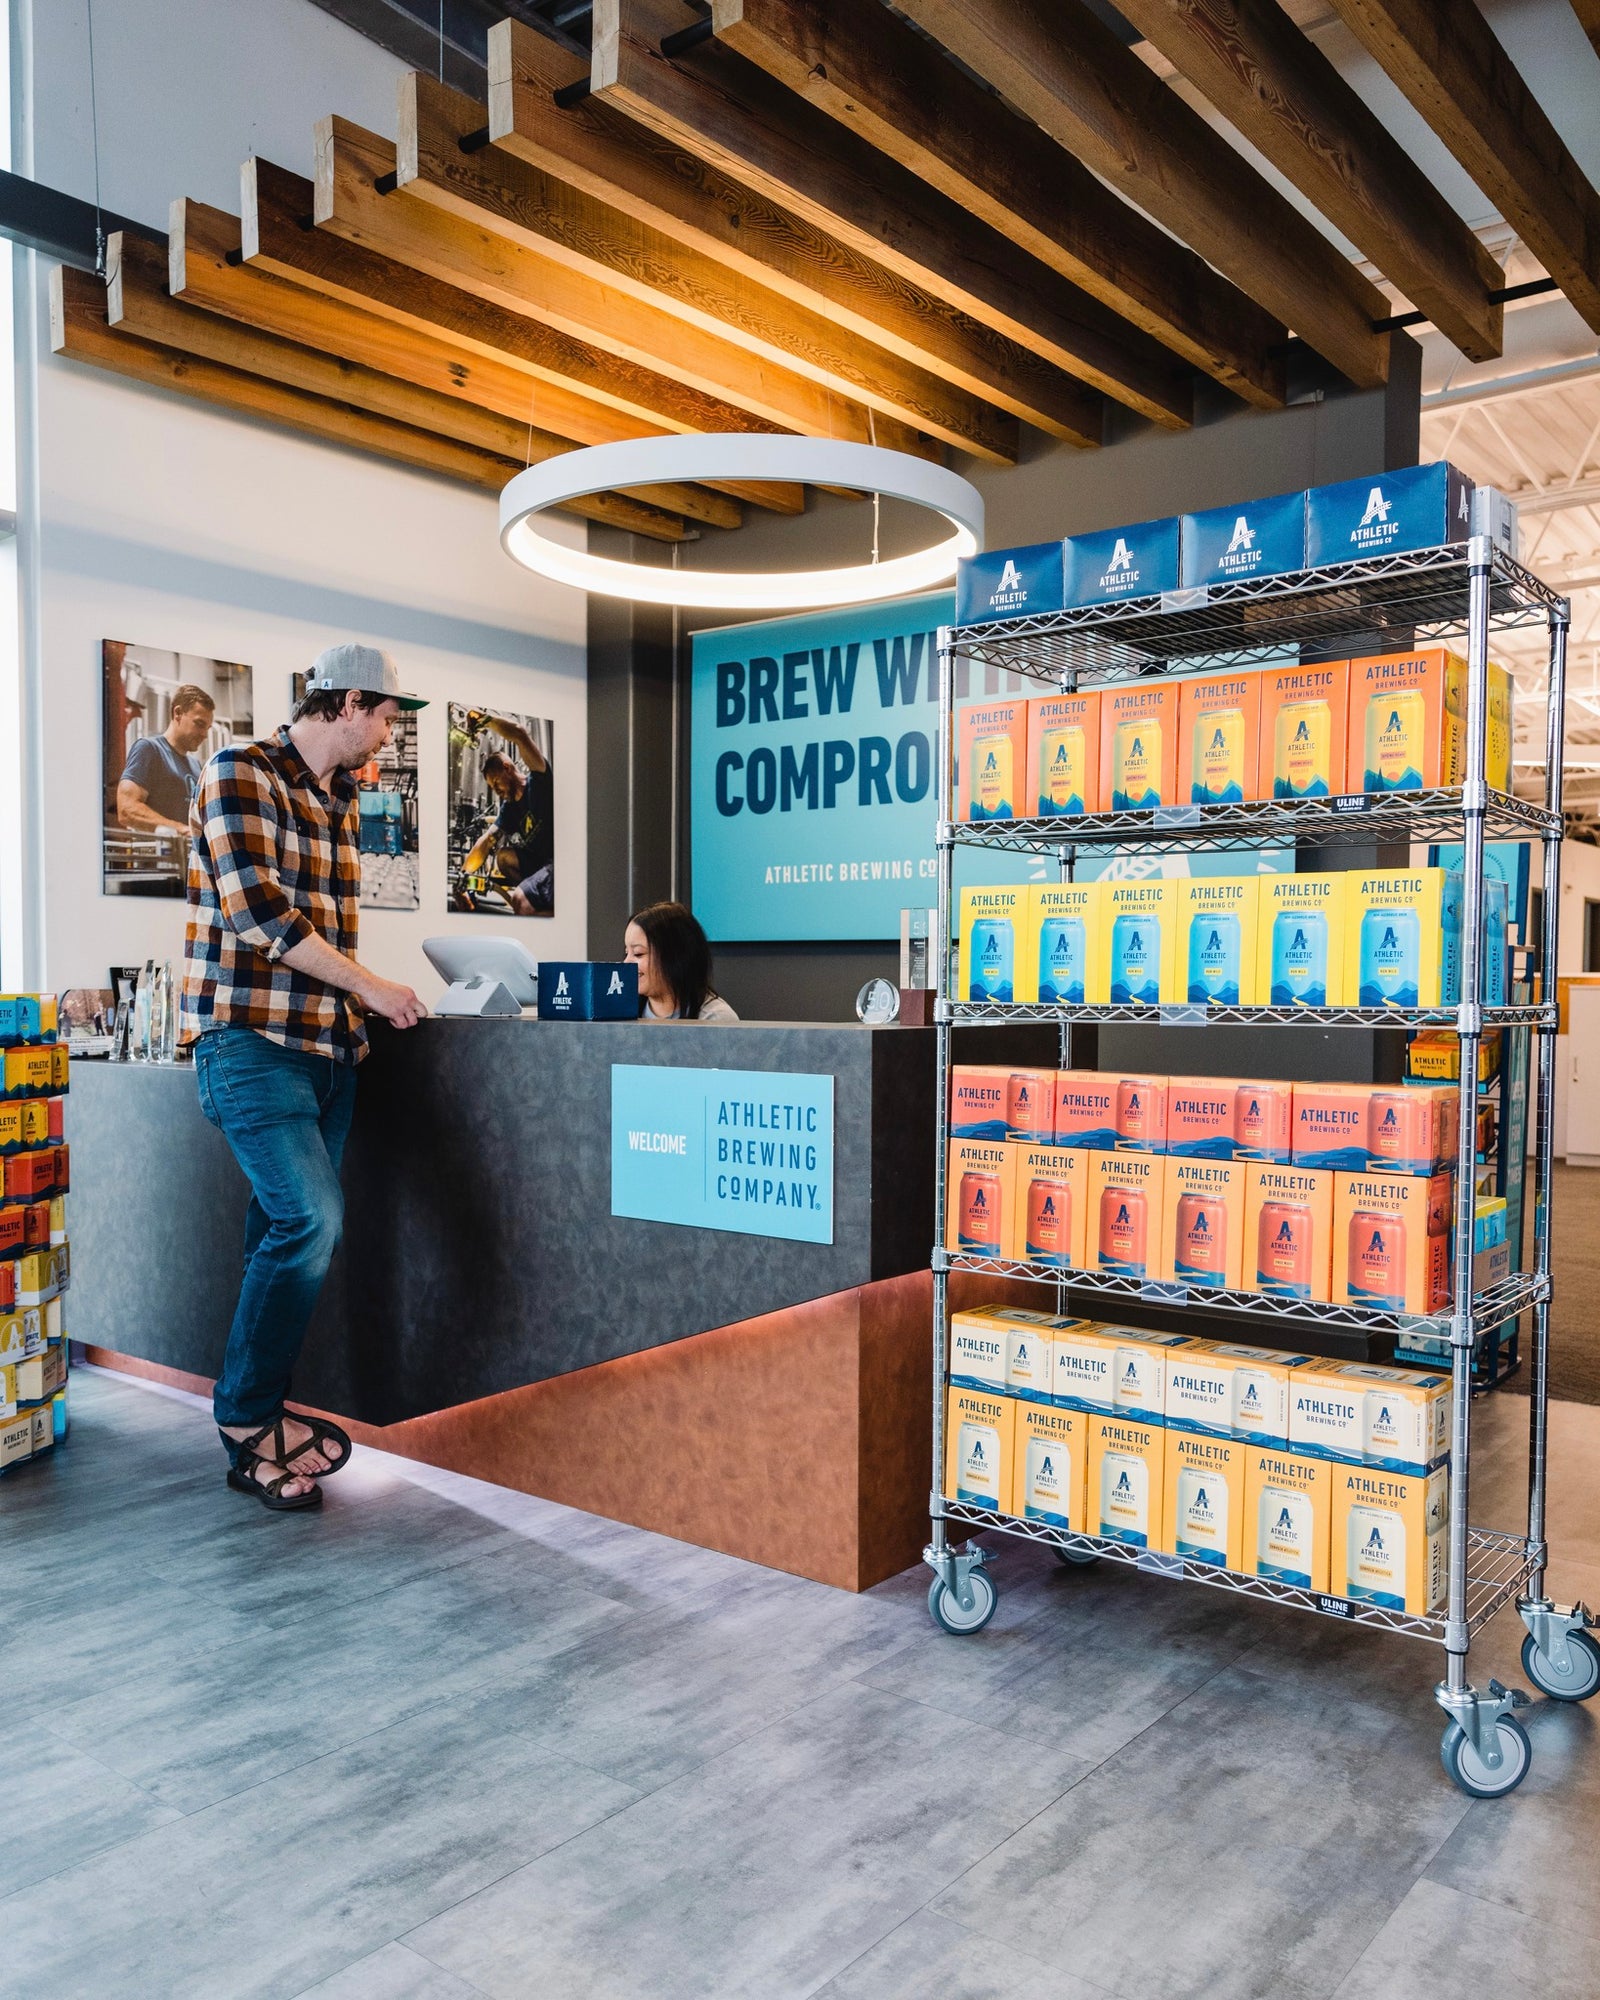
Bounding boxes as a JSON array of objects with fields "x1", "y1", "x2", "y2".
[{"x1": 624, "y1": 901, "x2": 741, "y2": 1023}]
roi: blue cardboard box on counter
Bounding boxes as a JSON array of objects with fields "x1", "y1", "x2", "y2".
[
  {"x1": 538, "y1": 962, "x2": 639, "y2": 1020},
  {"x1": 956, "y1": 541, "x2": 1065, "y2": 625},
  {"x1": 1305, "y1": 461, "x2": 1473, "y2": 567},
  {"x1": 1181, "y1": 490, "x2": 1307, "y2": 587},
  {"x1": 1063, "y1": 516, "x2": 1181, "y2": 608}
]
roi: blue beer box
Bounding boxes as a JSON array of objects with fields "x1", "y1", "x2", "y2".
[
  {"x1": 1180, "y1": 489, "x2": 1307, "y2": 587},
  {"x1": 955, "y1": 541, "x2": 1065, "y2": 625},
  {"x1": 1304, "y1": 461, "x2": 1473, "y2": 566},
  {"x1": 1063, "y1": 516, "x2": 1180, "y2": 608},
  {"x1": 537, "y1": 961, "x2": 639, "y2": 1021}
]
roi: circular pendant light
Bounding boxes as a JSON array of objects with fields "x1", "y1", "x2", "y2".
[{"x1": 499, "y1": 434, "x2": 985, "y2": 610}]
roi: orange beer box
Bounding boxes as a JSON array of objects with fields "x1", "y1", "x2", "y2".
[
  {"x1": 946, "y1": 1138, "x2": 1016, "y2": 1259},
  {"x1": 1160, "y1": 1157, "x2": 1247, "y2": 1291},
  {"x1": 1232, "y1": 1079, "x2": 1293, "y2": 1163},
  {"x1": 1005, "y1": 1068, "x2": 1058, "y2": 1144},
  {"x1": 1086, "y1": 1150, "x2": 1166, "y2": 1281},
  {"x1": 1053, "y1": 1069, "x2": 1118, "y2": 1151},
  {"x1": 950, "y1": 1064, "x2": 1015, "y2": 1141},
  {"x1": 1347, "y1": 646, "x2": 1514, "y2": 795},
  {"x1": 1257, "y1": 659, "x2": 1349, "y2": 799},
  {"x1": 1168, "y1": 1077, "x2": 1240, "y2": 1160},
  {"x1": 1008, "y1": 1142, "x2": 1089, "y2": 1268},
  {"x1": 1100, "y1": 680, "x2": 1179, "y2": 812},
  {"x1": 1026, "y1": 691, "x2": 1100, "y2": 818},
  {"x1": 1363, "y1": 1084, "x2": 1457, "y2": 1177},
  {"x1": 1110, "y1": 1072, "x2": 1169, "y2": 1154},
  {"x1": 1178, "y1": 672, "x2": 1261, "y2": 806},
  {"x1": 957, "y1": 698, "x2": 1028, "y2": 821},
  {"x1": 1292, "y1": 1082, "x2": 1374, "y2": 1172},
  {"x1": 1332, "y1": 1169, "x2": 1452, "y2": 1314},
  {"x1": 1243, "y1": 1162, "x2": 1334, "y2": 1301}
]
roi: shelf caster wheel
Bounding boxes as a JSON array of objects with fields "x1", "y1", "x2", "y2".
[
  {"x1": 1054, "y1": 1546, "x2": 1100, "y2": 1568},
  {"x1": 1440, "y1": 1715, "x2": 1532, "y2": 1799},
  {"x1": 1521, "y1": 1628, "x2": 1600, "y2": 1702},
  {"x1": 927, "y1": 1568, "x2": 997, "y2": 1636}
]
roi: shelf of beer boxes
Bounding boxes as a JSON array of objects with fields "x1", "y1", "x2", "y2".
[{"x1": 0, "y1": 995, "x2": 71, "y2": 1475}]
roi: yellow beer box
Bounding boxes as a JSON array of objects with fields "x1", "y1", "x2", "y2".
[
  {"x1": 958, "y1": 884, "x2": 1032, "y2": 1005},
  {"x1": 0, "y1": 1362, "x2": 15, "y2": 1419},
  {"x1": 1330, "y1": 1362, "x2": 1450, "y2": 1475},
  {"x1": 944, "y1": 1386, "x2": 1017, "y2": 1513},
  {"x1": 1105, "y1": 1326, "x2": 1199, "y2": 1425},
  {"x1": 1001, "y1": 1308, "x2": 1070, "y2": 1404},
  {"x1": 1210, "y1": 1342, "x2": 1314, "y2": 1448},
  {"x1": 1088, "y1": 1411, "x2": 1166, "y2": 1549},
  {"x1": 3, "y1": 1045, "x2": 53, "y2": 1098},
  {"x1": 1010, "y1": 1403, "x2": 1089, "y2": 1533},
  {"x1": 1162, "y1": 1428, "x2": 1247, "y2": 1569},
  {"x1": 1026, "y1": 881, "x2": 1106, "y2": 1007},
  {"x1": 1052, "y1": 1321, "x2": 1118, "y2": 1415},
  {"x1": 1346, "y1": 869, "x2": 1462, "y2": 1009},
  {"x1": 1331, "y1": 1462, "x2": 1449, "y2": 1614},
  {"x1": 1177, "y1": 876, "x2": 1261, "y2": 1008},
  {"x1": 948, "y1": 1304, "x2": 1011, "y2": 1393},
  {"x1": 1288, "y1": 1363, "x2": 1366, "y2": 1465},
  {"x1": 1007, "y1": 1142, "x2": 1089, "y2": 1268},
  {"x1": 1103, "y1": 878, "x2": 1178, "y2": 1009},
  {"x1": 1257, "y1": 872, "x2": 1352, "y2": 1009},
  {"x1": 52, "y1": 1042, "x2": 70, "y2": 1091},
  {"x1": 1243, "y1": 1445, "x2": 1332, "y2": 1592},
  {"x1": 1160, "y1": 1157, "x2": 1248, "y2": 1291},
  {"x1": 29, "y1": 1399, "x2": 52, "y2": 1454},
  {"x1": 1086, "y1": 1149, "x2": 1166, "y2": 1281},
  {"x1": 0, "y1": 1406, "x2": 32, "y2": 1469},
  {"x1": 946, "y1": 1138, "x2": 1016, "y2": 1260}
]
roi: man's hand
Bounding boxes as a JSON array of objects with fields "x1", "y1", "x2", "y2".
[{"x1": 355, "y1": 973, "x2": 428, "y2": 1029}]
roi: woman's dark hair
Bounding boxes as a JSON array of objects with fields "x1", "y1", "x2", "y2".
[{"x1": 628, "y1": 900, "x2": 714, "y2": 1019}]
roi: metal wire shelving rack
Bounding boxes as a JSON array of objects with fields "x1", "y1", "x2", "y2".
[{"x1": 924, "y1": 539, "x2": 1595, "y2": 1798}]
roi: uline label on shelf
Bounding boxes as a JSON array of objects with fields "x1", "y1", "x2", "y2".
[
  {"x1": 1330, "y1": 794, "x2": 1373, "y2": 815},
  {"x1": 1314, "y1": 1593, "x2": 1355, "y2": 1620}
]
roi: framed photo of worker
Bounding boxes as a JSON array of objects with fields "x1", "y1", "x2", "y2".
[
  {"x1": 290, "y1": 670, "x2": 421, "y2": 911},
  {"x1": 445, "y1": 704, "x2": 555, "y2": 916},
  {"x1": 102, "y1": 640, "x2": 254, "y2": 898}
]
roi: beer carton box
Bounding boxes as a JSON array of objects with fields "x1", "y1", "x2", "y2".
[
  {"x1": 1026, "y1": 691, "x2": 1100, "y2": 818},
  {"x1": 1215, "y1": 1343, "x2": 1315, "y2": 1448},
  {"x1": 1063, "y1": 517, "x2": 1180, "y2": 609},
  {"x1": 1331, "y1": 1362, "x2": 1451, "y2": 1474},
  {"x1": 1053, "y1": 1069, "x2": 1118, "y2": 1151},
  {"x1": 957, "y1": 698, "x2": 1029, "y2": 821},
  {"x1": 1347, "y1": 646, "x2": 1511, "y2": 794},
  {"x1": 1168, "y1": 1077, "x2": 1242, "y2": 1161},
  {"x1": 1052, "y1": 1321, "x2": 1119, "y2": 1415},
  {"x1": 1004, "y1": 1069, "x2": 1058, "y2": 1144},
  {"x1": 1010, "y1": 1403, "x2": 1089, "y2": 1532},
  {"x1": 945, "y1": 1138, "x2": 1016, "y2": 1259},
  {"x1": 1002, "y1": 1309, "x2": 1074, "y2": 1404},
  {"x1": 1102, "y1": 879, "x2": 1178, "y2": 1007},
  {"x1": 1243, "y1": 1163, "x2": 1334, "y2": 1301},
  {"x1": 1086, "y1": 1150, "x2": 1167, "y2": 1281},
  {"x1": 1332, "y1": 1169, "x2": 1453, "y2": 1314},
  {"x1": 3, "y1": 1046, "x2": 53, "y2": 1098},
  {"x1": 1008, "y1": 1142, "x2": 1090, "y2": 1268},
  {"x1": 1288, "y1": 1364, "x2": 1367, "y2": 1465},
  {"x1": 1089, "y1": 1412, "x2": 1167, "y2": 1549},
  {"x1": 1257, "y1": 873, "x2": 1352, "y2": 1008},
  {"x1": 1099, "y1": 681, "x2": 1180, "y2": 812},
  {"x1": 949, "y1": 1064, "x2": 1014, "y2": 1140},
  {"x1": 0, "y1": 1407, "x2": 32, "y2": 1469},
  {"x1": 1162, "y1": 1429, "x2": 1247, "y2": 1570},
  {"x1": 1178, "y1": 673, "x2": 1261, "y2": 806},
  {"x1": 1243, "y1": 1445, "x2": 1332, "y2": 1591},
  {"x1": 1104, "y1": 1327, "x2": 1199, "y2": 1425},
  {"x1": 1109, "y1": 1072, "x2": 1169, "y2": 1153},
  {"x1": 1181, "y1": 489, "x2": 1307, "y2": 586},
  {"x1": 1365, "y1": 1084, "x2": 1456, "y2": 1176},
  {"x1": 1231, "y1": 1080, "x2": 1294, "y2": 1163},
  {"x1": 1305, "y1": 462, "x2": 1472, "y2": 567},
  {"x1": 1257, "y1": 660, "x2": 1349, "y2": 800},
  {"x1": 957, "y1": 541, "x2": 1065, "y2": 627},
  {"x1": 948, "y1": 1304, "x2": 1012, "y2": 1393},
  {"x1": 1177, "y1": 876, "x2": 1262, "y2": 1007},
  {"x1": 1027, "y1": 882, "x2": 1106, "y2": 1007},
  {"x1": 1331, "y1": 1462, "x2": 1449, "y2": 1613},
  {"x1": 1292, "y1": 1083, "x2": 1374, "y2": 1172},
  {"x1": 1345, "y1": 868, "x2": 1462, "y2": 1008},
  {"x1": 1160, "y1": 1157, "x2": 1247, "y2": 1291},
  {"x1": 958, "y1": 884, "x2": 1032, "y2": 1004},
  {"x1": 944, "y1": 1386, "x2": 1017, "y2": 1513}
]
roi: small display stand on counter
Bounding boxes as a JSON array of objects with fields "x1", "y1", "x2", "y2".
[
  {"x1": 0, "y1": 994, "x2": 72, "y2": 1473},
  {"x1": 927, "y1": 503, "x2": 1592, "y2": 1800}
]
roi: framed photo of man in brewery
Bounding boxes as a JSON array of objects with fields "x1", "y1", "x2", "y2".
[
  {"x1": 445, "y1": 704, "x2": 555, "y2": 916},
  {"x1": 101, "y1": 640, "x2": 254, "y2": 898},
  {"x1": 290, "y1": 670, "x2": 421, "y2": 911}
]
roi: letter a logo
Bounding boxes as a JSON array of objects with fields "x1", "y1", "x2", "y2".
[
  {"x1": 1108, "y1": 537, "x2": 1133, "y2": 573},
  {"x1": 996, "y1": 559, "x2": 1023, "y2": 593},
  {"x1": 1360, "y1": 485, "x2": 1392, "y2": 527},
  {"x1": 1226, "y1": 515, "x2": 1255, "y2": 554}
]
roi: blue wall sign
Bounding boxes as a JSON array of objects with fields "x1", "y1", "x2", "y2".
[{"x1": 610, "y1": 1063, "x2": 835, "y2": 1244}]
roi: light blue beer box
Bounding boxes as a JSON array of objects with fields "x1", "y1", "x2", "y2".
[
  {"x1": 1305, "y1": 461, "x2": 1473, "y2": 567},
  {"x1": 1180, "y1": 490, "x2": 1307, "y2": 588},
  {"x1": 955, "y1": 541, "x2": 1066, "y2": 625},
  {"x1": 1063, "y1": 516, "x2": 1181, "y2": 608}
]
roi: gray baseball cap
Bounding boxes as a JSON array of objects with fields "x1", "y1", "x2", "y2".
[{"x1": 307, "y1": 642, "x2": 427, "y2": 712}]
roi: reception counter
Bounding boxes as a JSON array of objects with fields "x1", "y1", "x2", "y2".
[{"x1": 68, "y1": 1020, "x2": 1042, "y2": 1588}]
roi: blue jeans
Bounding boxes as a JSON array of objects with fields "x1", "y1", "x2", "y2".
[{"x1": 195, "y1": 1028, "x2": 358, "y2": 1445}]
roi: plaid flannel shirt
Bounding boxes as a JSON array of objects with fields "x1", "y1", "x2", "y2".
[{"x1": 182, "y1": 727, "x2": 366, "y2": 1063}]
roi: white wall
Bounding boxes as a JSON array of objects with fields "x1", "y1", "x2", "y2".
[{"x1": 11, "y1": 0, "x2": 590, "y2": 997}]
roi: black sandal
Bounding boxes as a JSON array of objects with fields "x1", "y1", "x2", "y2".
[
  {"x1": 280, "y1": 1407, "x2": 353, "y2": 1477},
  {"x1": 227, "y1": 1455, "x2": 324, "y2": 1511}
]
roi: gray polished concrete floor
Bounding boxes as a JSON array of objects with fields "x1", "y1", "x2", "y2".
[{"x1": 4, "y1": 1367, "x2": 1599, "y2": 2000}]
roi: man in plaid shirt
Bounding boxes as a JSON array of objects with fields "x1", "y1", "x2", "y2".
[{"x1": 185, "y1": 644, "x2": 427, "y2": 1511}]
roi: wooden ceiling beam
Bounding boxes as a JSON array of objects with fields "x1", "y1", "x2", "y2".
[
  {"x1": 891, "y1": 0, "x2": 1391, "y2": 388},
  {"x1": 486, "y1": 18, "x2": 1128, "y2": 438},
  {"x1": 170, "y1": 190, "x2": 787, "y2": 518},
  {"x1": 1326, "y1": 0, "x2": 1600, "y2": 332},
  {"x1": 398, "y1": 70, "x2": 1019, "y2": 464},
  {"x1": 705, "y1": 0, "x2": 1287, "y2": 408},
  {"x1": 314, "y1": 115, "x2": 943, "y2": 459},
  {"x1": 590, "y1": 0, "x2": 1194, "y2": 430},
  {"x1": 241, "y1": 155, "x2": 804, "y2": 513},
  {"x1": 1101, "y1": 0, "x2": 1504, "y2": 361},
  {"x1": 50, "y1": 261, "x2": 691, "y2": 540}
]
